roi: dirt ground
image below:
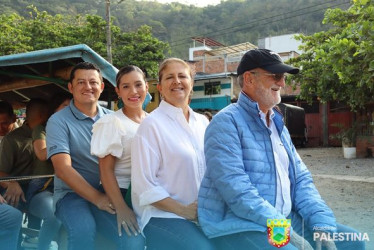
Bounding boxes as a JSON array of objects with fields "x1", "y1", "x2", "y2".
[{"x1": 297, "y1": 147, "x2": 374, "y2": 249}]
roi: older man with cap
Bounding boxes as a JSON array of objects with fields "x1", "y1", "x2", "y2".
[{"x1": 198, "y1": 49, "x2": 365, "y2": 250}]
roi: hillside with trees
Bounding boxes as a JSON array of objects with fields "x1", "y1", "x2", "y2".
[
  {"x1": 0, "y1": 0, "x2": 351, "y2": 58},
  {"x1": 0, "y1": 6, "x2": 169, "y2": 78}
]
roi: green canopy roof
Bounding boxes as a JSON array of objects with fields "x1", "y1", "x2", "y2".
[{"x1": 0, "y1": 44, "x2": 117, "y2": 105}]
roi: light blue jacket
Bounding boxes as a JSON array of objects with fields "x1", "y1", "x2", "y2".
[{"x1": 198, "y1": 92, "x2": 336, "y2": 238}]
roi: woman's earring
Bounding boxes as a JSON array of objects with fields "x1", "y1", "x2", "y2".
[{"x1": 118, "y1": 96, "x2": 121, "y2": 100}]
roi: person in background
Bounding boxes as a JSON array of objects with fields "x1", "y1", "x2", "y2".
[
  {"x1": 0, "y1": 98, "x2": 48, "y2": 209},
  {"x1": 131, "y1": 58, "x2": 214, "y2": 250},
  {"x1": 48, "y1": 92, "x2": 73, "y2": 118},
  {"x1": 32, "y1": 92, "x2": 72, "y2": 163},
  {"x1": 203, "y1": 111, "x2": 213, "y2": 121},
  {"x1": 0, "y1": 98, "x2": 52, "y2": 249},
  {"x1": 0, "y1": 193, "x2": 23, "y2": 250},
  {"x1": 90, "y1": 65, "x2": 147, "y2": 249},
  {"x1": 46, "y1": 62, "x2": 113, "y2": 250},
  {"x1": 26, "y1": 92, "x2": 72, "y2": 250},
  {"x1": 0, "y1": 101, "x2": 19, "y2": 143},
  {"x1": 198, "y1": 48, "x2": 365, "y2": 250}
]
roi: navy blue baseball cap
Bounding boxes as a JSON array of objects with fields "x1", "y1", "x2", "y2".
[{"x1": 237, "y1": 49, "x2": 299, "y2": 75}]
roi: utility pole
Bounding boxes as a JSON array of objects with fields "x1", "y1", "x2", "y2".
[{"x1": 105, "y1": 0, "x2": 112, "y2": 63}]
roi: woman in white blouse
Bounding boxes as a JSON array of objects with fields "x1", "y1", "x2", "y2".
[
  {"x1": 90, "y1": 65, "x2": 147, "y2": 249},
  {"x1": 131, "y1": 58, "x2": 215, "y2": 250}
]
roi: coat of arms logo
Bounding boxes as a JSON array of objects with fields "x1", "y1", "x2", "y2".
[{"x1": 267, "y1": 219, "x2": 291, "y2": 248}]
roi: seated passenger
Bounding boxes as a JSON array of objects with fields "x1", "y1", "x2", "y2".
[
  {"x1": 131, "y1": 58, "x2": 214, "y2": 250},
  {"x1": 46, "y1": 62, "x2": 113, "y2": 250},
  {"x1": 90, "y1": 65, "x2": 147, "y2": 249},
  {"x1": 0, "y1": 98, "x2": 60, "y2": 250},
  {"x1": 27, "y1": 93, "x2": 72, "y2": 250},
  {"x1": 0, "y1": 100, "x2": 19, "y2": 143},
  {"x1": 198, "y1": 49, "x2": 365, "y2": 250},
  {"x1": 0, "y1": 193, "x2": 23, "y2": 250}
]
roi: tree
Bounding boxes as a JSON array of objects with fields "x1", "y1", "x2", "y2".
[
  {"x1": 0, "y1": 13, "x2": 32, "y2": 54},
  {"x1": 0, "y1": 6, "x2": 169, "y2": 79},
  {"x1": 288, "y1": 0, "x2": 374, "y2": 110},
  {"x1": 0, "y1": 0, "x2": 351, "y2": 58},
  {"x1": 113, "y1": 25, "x2": 170, "y2": 78}
]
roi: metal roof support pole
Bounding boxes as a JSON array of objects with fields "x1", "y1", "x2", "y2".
[
  {"x1": 12, "y1": 90, "x2": 30, "y2": 102},
  {"x1": 203, "y1": 54, "x2": 206, "y2": 73},
  {"x1": 106, "y1": 0, "x2": 113, "y2": 63},
  {"x1": 52, "y1": 83, "x2": 69, "y2": 91}
]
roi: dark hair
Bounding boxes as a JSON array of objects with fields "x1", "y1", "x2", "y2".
[
  {"x1": 116, "y1": 65, "x2": 146, "y2": 87},
  {"x1": 48, "y1": 92, "x2": 73, "y2": 117},
  {"x1": 69, "y1": 62, "x2": 103, "y2": 83},
  {"x1": 203, "y1": 111, "x2": 213, "y2": 121},
  {"x1": 0, "y1": 101, "x2": 14, "y2": 117},
  {"x1": 26, "y1": 98, "x2": 48, "y2": 119}
]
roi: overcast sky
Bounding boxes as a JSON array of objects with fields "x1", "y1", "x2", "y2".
[{"x1": 141, "y1": 0, "x2": 222, "y2": 7}]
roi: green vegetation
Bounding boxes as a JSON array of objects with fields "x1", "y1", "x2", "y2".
[
  {"x1": 0, "y1": 0, "x2": 351, "y2": 58},
  {"x1": 330, "y1": 122, "x2": 358, "y2": 147},
  {"x1": 288, "y1": 0, "x2": 374, "y2": 110},
  {"x1": 0, "y1": 6, "x2": 169, "y2": 78},
  {"x1": 1, "y1": 0, "x2": 372, "y2": 109}
]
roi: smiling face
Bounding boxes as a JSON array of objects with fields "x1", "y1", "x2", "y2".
[
  {"x1": 115, "y1": 70, "x2": 148, "y2": 109},
  {"x1": 68, "y1": 69, "x2": 104, "y2": 108},
  {"x1": 157, "y1": 61, "x2": 193, "y2": 108},
  {"x1": 243, "y1": 68, "x2": 285, "y2": 113}
]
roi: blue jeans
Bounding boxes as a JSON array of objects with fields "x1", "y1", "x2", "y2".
[
  {"x1": 0, "y1": 203, "x2": 23, "y2": 250},
  {"x1": 55, "y1": 192, "x2": 96, "y2": 250},
  {"x1": 212, "y1": 230, "x2": 298, "y2": 250},
  {"x1": 212, "y1": 223, "x2": 366, "y2": 250},
  {"x1": 90, "y1": 187, "x2": 145, "y2": 250},
  {"x1": 28, "y1": 190, "x2": 61, "y2": 250},
  {"x1": 144, "y1": 218, "x2": 216, "y2": 250},
  {"x1": 290, "y1": 211, "x2": 365, "y2": 250}
]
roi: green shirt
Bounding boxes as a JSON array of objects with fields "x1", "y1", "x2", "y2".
[
  {"x1": 31, "y1": 125, "x2": 54, "y2": 175},
  {"x1": 0, "y1": 123, "x2": 35, "y2": 177}
]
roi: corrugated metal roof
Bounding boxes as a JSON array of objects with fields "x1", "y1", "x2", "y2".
[
  {"x1": 191, "y1": 37, "x2": 225, "y2": 47},
  {"x1": 204, "y1": 42, "x2": 257, "y2": 56},
  {"x1": 194, "y1": 72, "x2": 235, "y2": 81}
]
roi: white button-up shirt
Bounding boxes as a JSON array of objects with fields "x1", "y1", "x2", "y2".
[
  {"x1": 260, "y1": 110, "x2": 291, "y2": 217},
  {"x1": 131, "y1": 101, "x2": 209, "y2": 230}
]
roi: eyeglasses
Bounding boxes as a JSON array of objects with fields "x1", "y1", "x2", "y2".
[{"x1": 250, "y1": 71, "x2": 287, "y2": 82}]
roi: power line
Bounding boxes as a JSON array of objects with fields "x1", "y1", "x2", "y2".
[
  {"x1": 208, "y1": 1, "x2": 351, "y2": 44},
  {"x1": 168, "y1": 0, "x2": 349, "y2": 47},
  {"x1": 169, "y1": 0, "x2": 350, "y2": 48},
  {"x1": 167, "y1": 0, "x2": 351, "y2": 48}
]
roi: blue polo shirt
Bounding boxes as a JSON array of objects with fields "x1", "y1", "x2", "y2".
[{"x1": 46, "y1": 100, "x2": 112, "y2": 209}]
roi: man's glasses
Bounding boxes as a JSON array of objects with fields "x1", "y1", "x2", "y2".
[{"x1": 250, "y1": 71, "x2": 287, "y2": 82}]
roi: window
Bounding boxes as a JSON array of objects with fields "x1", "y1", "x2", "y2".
[{"x1": 204, "y1": 81, "x2": 221, "y2": 95}]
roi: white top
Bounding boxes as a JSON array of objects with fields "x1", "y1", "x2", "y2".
[
  {"x1": 260, "y1": 110, "x2": 291, "y2": 217},
  {"x1": 91, "y1": 109, "x2": 141, "y2": 189},
  {"x1": 131, "y1": 100, "x2": 209, "y2": 230}
]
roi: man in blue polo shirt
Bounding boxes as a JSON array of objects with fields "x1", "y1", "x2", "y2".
[{"x1": 46, "y1": 62, "x2": 114, "y2": 250}]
